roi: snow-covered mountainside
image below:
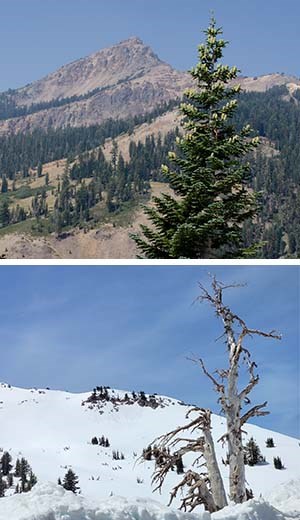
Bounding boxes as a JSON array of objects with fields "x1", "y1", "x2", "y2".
[{"x1": 0, "y1": 383, "x2": 299, "y2": 519}]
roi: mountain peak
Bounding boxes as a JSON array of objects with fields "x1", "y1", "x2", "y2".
[{"x1": 120, "y1": 36, "x2": 145, "y2": 46}]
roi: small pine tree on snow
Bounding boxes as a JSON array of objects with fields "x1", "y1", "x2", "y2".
[
  {"x1": 244, "y1": 437, "x2": 263, "y2": 466},
  {"x1": 27, "y1": 471, "x2": 37, "y2": 490},
  {"x1": 91, "y1": 437, "x2": 98, "y2": 445},
  {"x1": 58, "y1": 477, "x2": 62, "y2": 486},
  {"x1": 105, "y1": 438, "x2": 110, "y2": 448},
  {"x1": 15, "y1": 458, "x2": 21, "y2": 477},
  {"x1": 139, "y1": 391, "x2": 147, "y2": 403},
  {"x1": 20, "y1": 457, "x2": 30, "y2": 492},
  {"x1": 1, "y1": 451, "x2": 12, "y2": 476},
  {"x1": 266, "y1": 437, "x2": 275, "y2": 448},
  {"x1": 62, "y1": 469, "x2": 80, "y2": 493},
  {"x1": 273, "y1": 456, "x2": 284, "y2": 469},
  {"x1": 0, "y1": 476, "x2": 6, "y2": 498},
  {"x1": 246, "y1": 488, "x2": 254, "y2": 500},
  {"x1": 7, "y1": 473, "x2": 13, "y2": 488},
  {"x1": 112, "y1": 450, "x2": 120, "y2": 460},
  {"x1": 175, "y1": 455, "x2": 184, "y2": 474}
]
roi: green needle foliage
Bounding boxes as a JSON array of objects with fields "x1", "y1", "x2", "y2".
[{"x1": 132, "y1": 18, "x2": 260, "y2": 258}]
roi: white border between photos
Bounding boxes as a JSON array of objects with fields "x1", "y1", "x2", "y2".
[{"x1": 0, "y1": 259, "x2": 299, "y2": 266}]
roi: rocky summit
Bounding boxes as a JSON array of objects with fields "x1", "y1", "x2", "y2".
[
  {"x1": 0, "y1": 37, "x2": 190, "y2": 135},
  {"x1": 1, "y1": 38, "x2": 300, "y2": 136}
]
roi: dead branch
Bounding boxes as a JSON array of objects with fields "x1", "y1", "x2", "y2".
[
  {"x1": 167, "y1": 470, "x2": 217, "y2": 513},
  {"x1": 240, "y1": 402, "x2": 269, "y2": 426},
  {"x1": 189, "y1": 357, "x2": 224, "y2": 393}
]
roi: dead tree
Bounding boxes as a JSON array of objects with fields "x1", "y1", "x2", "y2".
[
  {"x1": 194, "y1": 277, "x2": 281, "y2": 503},
  {"x1": 150, "y1": 408, "x2": 227, "y2": 512},
  {"x1": 143, "y1": 277, "x2": 281, "y2": 513}
]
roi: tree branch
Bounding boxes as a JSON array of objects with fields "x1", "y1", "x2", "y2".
[
  {"x1": 167, "y1": 470, "x2": 217, "y2": 513},
  {"x1": 240, "y1": 402, "x2": 269, "y2": 426}
]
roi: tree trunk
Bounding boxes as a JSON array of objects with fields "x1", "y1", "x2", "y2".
[
  {"x1": 226, "y1": 355, "x2": 246, "y2": 503},
  {"x1": 203, "y1": 428, "x2": 228, "y2": 509}
]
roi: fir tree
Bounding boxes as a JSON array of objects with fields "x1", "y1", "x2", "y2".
[
  {"x1": 15, "y1": 458, "x2": 21, "y2": 477},
  {"x1": 1, "y1": 175, "x2": 8, "y2": 193},
  {"x1": 244, "y1": 437, "x2": 263, "y2": 466},
  {"x1": 62, "y1": 469, "x2": 80, "y2": 493},
  {"x1": 0, "y1": 476, "x2": 6, "y2": 498},
  {"x1": 0, "y1": 200, "x2": 10, "y2": 226},
  {"x1": 1, "y1": 451, "x2": 12, "y2": 476},
  {"x1": 175, "y1": 455, "x2": 184, "y2": 474},
  {"x1": 37, "y1": 162, "x2": 43, "y2": 178},
  {"x1": 273, "y1": 456, "x2": 284, "y2": 469},
  {"x1": 132, "y1": 18, "x2": 259, "y2": 259},
  {"x1": 266, "y1": 437, "x2": 275, "y2": 448},
  {"x1": 7, "y1": 473, "x2": 13, "y2": 488},
  {"x1": 27, "y1": 471, "x2": 37, "y2": 491}
]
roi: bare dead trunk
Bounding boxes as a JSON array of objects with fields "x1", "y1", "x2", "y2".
[
  {"x1": 203, "y1": 427, "x2": 228, "y2": 509},
  {"x1": 196, "y1": 277, "x2": 281, "y2": 504}
]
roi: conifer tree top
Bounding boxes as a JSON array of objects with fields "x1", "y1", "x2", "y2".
[{"x1": 133, "y1": 17, "x2": 260, "y2": 259}]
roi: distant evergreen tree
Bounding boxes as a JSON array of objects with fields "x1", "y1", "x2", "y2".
[
  {"x1": 246, "y1": 488, "x2": 254, "y2": 500},
  {"x1": 1, "y1": 451, "x2": 12, "y2": 476},
  {"x1": 139, "y1": 391, "x2": 147, "y2": 403},
  {"x1": 58, "y1": 477, "x2": 62, "y2": 486},
  {"x1": 244, "y1": 437, "x2": 263, "y2": 466},
  {"x1": 0, "y1": 200, "x2": 10, "y2": 226},
  {"x1": 62, "y1": 469, "x2": 80, "y2": 493},
  {"x1": 112, "y1": 450, "x2": 121, "y2": 460},
  {"x1": 15, "y1": 458, "x2": 21, "y2": 477},
  {"x1": 37, "y1": 162, "x2": 43, "y2": 178},
  {"x1": 0, "y1": 476, "x2": 6, "y2": 498},
  {"x1": 7, "y1": 473, "x2": 13, "y2": 488},
  {"x1": 266, "y1": 437, "x2": 275, "y2": 448},
  {"x1": 27, "y1": 471, "x2": 37, "y2": 491},
  {"x1": 1, "y1": 175, "x2": 8, "y2": 193},
  {"x1": 175, "y1": 455, "x2": 184, "y2": 474},
  {"x1": 91, "y1": 436, "x2": 99, "y2": 445},
  {"x1": 273, "y1": 456, "x2": 284, "y2": 469},
  {"x1": 132, "y1": 18, "x2": 259, "y2": 259}
]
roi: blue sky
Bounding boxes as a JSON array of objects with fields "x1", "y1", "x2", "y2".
[
  {"x1": 0, "y1": 265, "x2": 298, "y2": 438},
  {"x1": 1, "y1": 0, "x2": 300, "y2": 91}
]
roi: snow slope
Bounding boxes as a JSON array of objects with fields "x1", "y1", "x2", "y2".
[{"x1": 0, "y1": 383, "x2": 299, "y2": 517}]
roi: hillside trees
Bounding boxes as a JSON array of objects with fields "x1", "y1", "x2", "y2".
[
  {"x1": 147, "y1": 277, "x2": 281, "y2": 512},
  {"x1": 133, "y1": 18, "x2": 260, "y2": 259}
]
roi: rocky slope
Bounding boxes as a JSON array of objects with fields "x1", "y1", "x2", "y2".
[
  {"x1": 0, "y1": 38, "x2": 190, "y2": 135},
  {"x1": 1, "y1": 38, "x2": 300, "y2": 136}
]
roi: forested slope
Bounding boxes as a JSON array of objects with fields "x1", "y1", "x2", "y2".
[{"x1": 0, "y1": 85, "x2": 298, "y2": 258}]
